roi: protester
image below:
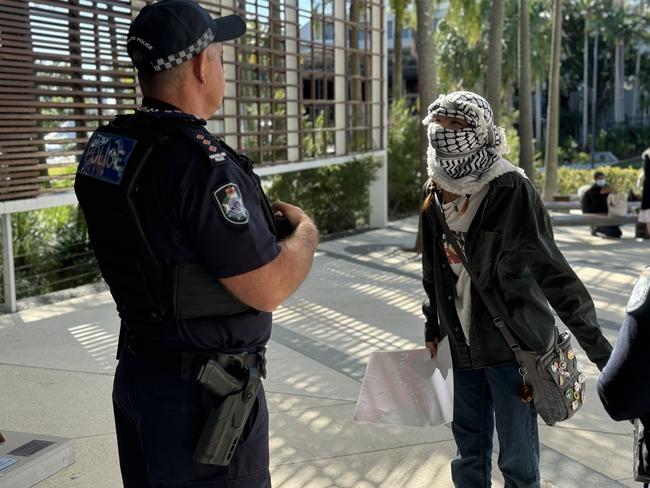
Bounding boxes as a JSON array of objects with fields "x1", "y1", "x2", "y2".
[
  {"x1": 74, "y1": 1, "x2": 318, "y2": 486},
  {"x1": 581, "y1": 170, "x2": 622, "y2": 238},
  {"x1": 420, "y1": 91, "x2": 612, "y2": 488}
]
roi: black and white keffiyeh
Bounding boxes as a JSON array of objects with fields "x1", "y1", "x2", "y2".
[{"x1": 423, "y1": 91, "x2": 520, "y2": 195}]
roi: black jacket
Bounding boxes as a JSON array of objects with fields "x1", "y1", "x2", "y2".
[
  {"x1": 421, "y1": 171, "x2": 612, "y2": 369},
  {"x1": 597, "y1": 277, "x2": 650, "y2": 485},
  {"x1": 597, "y1": 313, "x2": 650, "y2": 420},
  {"x1": 581, "y1": 184, "x2": 609, "y2": 214}
]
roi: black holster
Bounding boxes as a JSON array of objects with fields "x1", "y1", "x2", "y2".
[{"x1": 193, "y1": 352, "x2": 265, "y2": 466}]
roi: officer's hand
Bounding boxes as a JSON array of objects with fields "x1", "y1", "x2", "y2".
[
  {"x1": 425, "y1": 341, "x2": 438, "y2": 359},
  {"x1": 272, "y1": 200, "x2": 311, "y2": 230}
]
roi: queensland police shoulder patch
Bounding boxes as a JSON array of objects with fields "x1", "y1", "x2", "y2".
[
  {"x1": 78, "y1": 132, "x2": 137, "y2": 185},
  {"x1": 627, "y1": 265, "x2": 650, "y2": 318},
  {"x1": 213, "y1": 183, "x2": 249, "y2": 225}
]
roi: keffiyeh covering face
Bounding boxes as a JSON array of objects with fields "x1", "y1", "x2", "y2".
[{"x1": 423, "y1": 91, "x2": 509, "y2": 193}]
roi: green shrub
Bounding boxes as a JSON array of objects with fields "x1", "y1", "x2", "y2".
[
  {"x1": 264, "y1": 156, "x2": 380, "y2": 235},
  {"x1": 596, "y1": 126, "x2": 650, "y2": 160},
  {"x1": 557, "y1": 137, "x2": 590, "y2": 164},
  {"x1": 3, "y1": 206, "x2": 100, "y2": 300},
  {"x1": 387, "y1": 99, "x2": 421, "y2": 216},
  {"x1": 535, "y1": 166, "x2": 642, "y2": 195}
]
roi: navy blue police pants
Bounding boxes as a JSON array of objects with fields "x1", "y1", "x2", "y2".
[{"x1": 112, "y1": 356, "x2": 271, "y2": 487}]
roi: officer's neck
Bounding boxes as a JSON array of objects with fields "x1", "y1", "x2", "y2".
[{"x1": 143, "y1": 87, "x2": 213, "y2": 120}]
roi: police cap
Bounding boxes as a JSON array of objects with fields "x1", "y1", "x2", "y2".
[{"x1": 127, "y1": 0, "x2": 246, "y2": 73}]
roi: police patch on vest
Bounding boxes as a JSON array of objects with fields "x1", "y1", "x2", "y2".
[
  {"x1": 78, "y1": 132, "x2": 137, "y2": 185},
  {"x1": 627, "y1": 265, "x2": 650, "y2": 317},
  {"x1": 213, "y1": 183, "x2": 249, "y2": 225}
]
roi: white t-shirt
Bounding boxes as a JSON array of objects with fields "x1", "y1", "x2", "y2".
[{"x1": 440, "y1": 185, "x2": 489, "y2": 344}]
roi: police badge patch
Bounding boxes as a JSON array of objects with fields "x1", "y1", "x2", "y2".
[
  {"x1": 213, "y1": 183, "x2": 249, "y2": 225},
  {"x1": 627, "y1": 265, "x2": 650, "y2": 319}
]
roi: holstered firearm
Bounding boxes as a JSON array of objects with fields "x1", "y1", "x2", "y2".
[{"x1": 193, "y1": 358, "x2": 261, "y2": 466}]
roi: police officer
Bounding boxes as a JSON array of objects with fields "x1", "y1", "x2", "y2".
[
  {"x1": 598, "y1": 266, "x2": 650, "y2": 486},
  {"x1": 74, "y1": 1, "x2": 318, "y2": 486}
]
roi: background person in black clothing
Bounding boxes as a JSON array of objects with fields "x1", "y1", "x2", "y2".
[
  {"x1": 74, "y1": 1, "x2": 318, "y2": 486},
  {"x1": 638, "y1": 149, "x2": 650, "y2": 238},
  {"x1": 581, "y1": 170, "x2": 622, "y2": 238}
]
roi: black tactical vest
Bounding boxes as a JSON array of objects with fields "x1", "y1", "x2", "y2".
[{"x1": 75, "y1": 110, "x2": 279, "y2": 325}]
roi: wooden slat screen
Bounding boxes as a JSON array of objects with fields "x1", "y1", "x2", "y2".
[
  {"x1": 0, "y1": 0, "x2": 385, "y2": 201},
  {"x1": 0, "y1": 0, "x2": 136, "y2": 200}
]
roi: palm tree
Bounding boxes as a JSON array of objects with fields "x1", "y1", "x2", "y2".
[
  {"x1": 529, "y1": 0, "x2": 551, "y2": 151},
  {"x1": 518, "y1": 0, "x2": 534, "y2": 178},
  {"x1": 543, "y1": 0, "x2": 563, "y2": 201},
  {"x1": 414, "y1": 0, "x2": 437, "y2": 252},
  {"x1": 390, "y1": 0, "x2": 411, "y2": 100},
  {"x1": 416, "y1": 0, "x2": 437, "y2": 177},
  {"x1": 486, "y1": 0, "x2": 505, "y2": 125},
  {"x1": 580, "y1": 5, "x2": 592, "y2": 148}
]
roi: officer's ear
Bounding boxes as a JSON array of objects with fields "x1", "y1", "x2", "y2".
[{"x1": 193, "y1": 49, "x2": 209, "y2": 84}]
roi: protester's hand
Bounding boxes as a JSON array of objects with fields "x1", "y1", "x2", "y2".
[
  {"x1": 425, "y1": 341, "x2": 438, "y2": 359},
  {"x1": 272, "y1": 200, "x2": 311, "y2": 230}
]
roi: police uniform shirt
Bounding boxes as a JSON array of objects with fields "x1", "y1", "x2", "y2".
[{"x1": 131, "y1": 98, "x2": 280, "y2": 351}]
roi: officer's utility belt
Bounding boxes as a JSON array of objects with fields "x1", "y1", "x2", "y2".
[{"x1": 121, "y1": 333, "x2": 266, "y2": 380}]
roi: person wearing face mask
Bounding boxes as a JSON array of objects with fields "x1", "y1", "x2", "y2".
[
  {"x1": 419, "y1": 91, "x2": 612, "y2": 488},
  {"x1": 581, "y1": 171, "x2": 622, "y2": 238}
]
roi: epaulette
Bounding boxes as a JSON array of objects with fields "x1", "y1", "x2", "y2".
[{"x1": 175, "y1": 124, "x2": 233, "y2": 166}]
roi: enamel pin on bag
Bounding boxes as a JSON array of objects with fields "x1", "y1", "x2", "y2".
[{"x1": 431, "y1": 190, "x2": 584, "y2": 426}]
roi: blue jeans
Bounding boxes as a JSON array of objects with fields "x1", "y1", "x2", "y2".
[{"x1": 451, "y1": 361, "x2": 540, "y2": 488}]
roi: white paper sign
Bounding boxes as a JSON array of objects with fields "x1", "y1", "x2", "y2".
[{"x1": 353, "y1": 338, "x2": 454, "y2": 427}]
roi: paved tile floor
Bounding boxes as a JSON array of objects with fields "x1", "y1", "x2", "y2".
[{"x1": 0, "y1": 216, "x2": 646, "y2": 487}]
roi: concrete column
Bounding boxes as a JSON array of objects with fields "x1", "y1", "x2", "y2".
[
  {"x1": 371, "y1": 2, "x2": 382, "y2": 150},
  {"x1": 132, "y1": 0, "x2": 147, "y2": 103},
  {"x1": 220, "y1": 0, "x2": 239, "y2": 147},
  {"x1": 2, "y1": 214, "x2": 16, "y2": 312},
  {"x1": 285, "y1": 0, "x2": 300, "y2": 162},
  {"x1": 369, "y1": 152, "x2": 388, "y2": 227},
  {"x1": 334, "y1": 0, "x2": 346, "y2": 155},
  {"x1": 368, "y1": 2, "x2": 387, "y2": 228}
]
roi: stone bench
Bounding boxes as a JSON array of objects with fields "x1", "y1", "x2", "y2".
[
  {"x1": 544, "y1": 200, "x2": 640, "y2": 212},
  {"x1": 549, "y1": 212, "x2": 638, "y2": 227}
]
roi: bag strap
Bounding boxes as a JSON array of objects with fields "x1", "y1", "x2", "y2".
[{"x1": 430, "y1": 189, "x2": 524, "y2": 354}]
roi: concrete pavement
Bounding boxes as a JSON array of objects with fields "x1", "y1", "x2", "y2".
[{"x1": 0, "y1": 216, "x2": 646, "y2": 487}]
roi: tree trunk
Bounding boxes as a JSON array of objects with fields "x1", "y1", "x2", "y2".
[
  {"x1": 393, "y1": 3, "x2": 404, "y2": 100},
  {"x1": 591, "y1": 30, "x2": 599, "y2": 164},
  {"x1": 632, "y1": 49, "x2": 641, "y2": 120},
  {"x1": 582, "y1": 18, "x2": 589, "y2": 149},
  {"x1": 518, "y1": 0, "x2": 534, "y2": 178},
  {"x1": 486, "y1": 0, "x2": 505, "y2": 125},
  {"x1": 543, "y1": 0, "x2": 563, "y2": 201},
  {"x1": 535, "y1": 80, "x2": 542, "y2": 150},
  {"x1": 614, "y1": 40, "x2": 625, "y2": 123},
  {"x1": 414, "y1": 0, "x2": 437, "y2": 253}
]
